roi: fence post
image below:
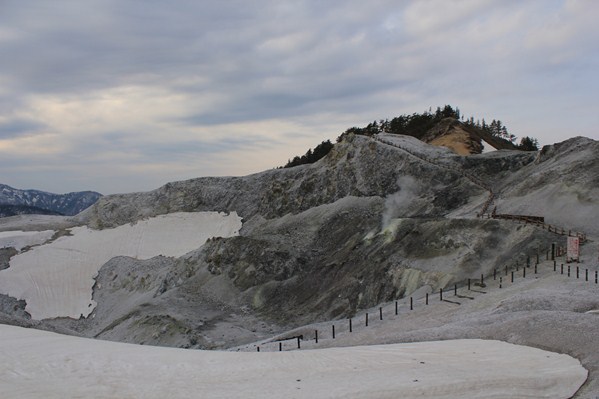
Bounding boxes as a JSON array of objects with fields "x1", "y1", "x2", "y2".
[
  {"x1": 379, "y1": 307, "x2": 383, "y2": 320},
  {"x1": 481, "y1": 274, "x2": 484, "y2": 286},
  {"x1": 454, "y1": 284, "x2": 457, "y2": 296},
  {"x1": 586, "y1": 269, "x2": 588, "y2": 282},
  {"x1": 499, "y1": 277, "x2": 502, "y2": 289},
  {"x1": 523, "y1": 266, "x2": 526, "y2": 278},
  {"x1": 511, "y1": 271, "x2": 514, "y2": 283},
  {"x1": 568, "y1": 265, "x2": 570, "y2": 277},
  {"x1": 553, "y1": 261, "x2": 556, "y2": 272},
  {"x1": 332, "y1": 325, "x2": 335, "y2": 339},
  {"x1": 279, "y1": 342, "x2": 282, "y2": 352},
  {"x1": 365, "y1": 313, "x2": 368, "y2": 327},
  {"x1": 426, "y1": 293, "x2": 429, "y2": 305},
  {"x1": 440, "y1": 288, "x2": 443, "y2": 301},
  {"x1": 395, "y1": 301, "x2": 398, "y2": 315},
  {"x1": 297, "y1": 336, "x2": 301, "y2": 349},
  {"x1": 551, "y1": 243, "x2": 555, "y2": 261},
  {"x1": 315, "y1": 330, "x2": 318, "y2": 343},
  {"x1": 349, "y1": 318, "x2": 352, "y2": 333},
  {"x1": 494, "y1": 269, "x2": 496, "y2": 280},
  {"x1": 561, "y1": 264, "x2": 564, "y2": 275},
  {"x1": 534, "y1": 263, "x2": 537, "y2": 274},
  {"x1": 595, "y1": 271, "x2": 598, "y2": 284},
  {"x1": 257, "y1": 346, "x2": 260, "y2": 352},
  {"x1": 410, "y1": 297, "x2": 413, "y2": 310}
]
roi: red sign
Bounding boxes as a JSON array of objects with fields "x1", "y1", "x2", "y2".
[{"x1": 567, "y1": 237, "x2": 579, "y2": 263}]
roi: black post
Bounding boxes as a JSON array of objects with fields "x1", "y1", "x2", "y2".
[
  {"x1": 586, "y1": 269, "x2": 588, "y2": 282},
  {"x1": 481, "y1": 274, "x2": 484, "y2": 286},
  {"x1": 454, "y1": 284, "x2": 457, "y2": 296},
  {"x1": 468, "y1": 278, "x2": 471, "y2": 290},
  {"x1": 595, "y1": 271, "x2": 598, "y2": 284},
  {"x1": 511, "y1": 271, "x2": 514, "y2": 283},
  {"x1": 534, "y1": 263, "x2": 537, "y2": 274},
  {"x1": 257, "y1": 346, "x2": 260, "y2": 352},
  {"x1": 297, "y1": 336, "x2": 301, "y2": 349},
  {"x1": 365, "y1": 313, "x2": 368, "y2": 327},
  {"x1": 440, "y1": 288, "x2": 443, "y2": 301},
  {"x1": 395, "y1": 301, "x2": 398, "y2": 315},
  {"x1": 568, "y1": 265, "x2": 570, "y2": 277},
  {"x1": 332, "y1": 325, "x2": 335, "y2": 339},
  {"x1": 410, "y1": 297, "x2": 413, "y2": 310},
  {"x1": 499, "y1": 277, "x2": 502, "y2": 289},
  {"x1": 426, "y1": 293, "x2": 429, "y2": 305},
  {"x1": 576, "y1": 267, "x2": 579, "y2": 279},
  {"x1": 523, "y1": 266, "x2": 526, "y2": 278},
  {"x1": 379, "y1": 307, "x2": 383, "y2": 320},
  {"x1": 315, "y1": 330, "x2": 318, "y2": 343},
  {"x1": 553, "y1": 261, "x2": 556, "y2": 272},
  {"x1": 561, "y1": 264, "x2": 564, "y2": 275},
  {"x1": 279, "y1": 342, "x2": 282, "y2": 352},
  {"x1": 551, "y1": 243, "x2": 555, "y2": 261},
  {"x1": 349, "y1": 318, "x2": 352, "y2": 333}
]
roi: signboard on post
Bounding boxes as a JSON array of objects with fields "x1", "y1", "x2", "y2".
[{"x1": 567, "y1": 237, "x2": 579, "y2": 263}]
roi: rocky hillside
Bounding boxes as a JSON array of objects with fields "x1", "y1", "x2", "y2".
[
  {"x1": 0, "y1": 184, "x2": 102, "y2": 216},
  {"x1": 1, "y1": 133, "x2": 597, "y2": 352}
]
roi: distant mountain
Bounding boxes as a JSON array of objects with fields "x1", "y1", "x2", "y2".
[
  {"x1": 0, "y1": 184, "x2": 102, "y2": 216},
  {"x1": 0, "y1": 204, "x2": 64, "y2": 218}
]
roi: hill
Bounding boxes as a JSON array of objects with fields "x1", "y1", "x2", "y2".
[{"x1": 0, "y1": 184, "x2": 102, "y2": 216}]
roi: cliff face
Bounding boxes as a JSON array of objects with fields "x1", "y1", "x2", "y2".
[
  {"x1": 421, "y1": 118, "x2": 523, "y2": 155},
  {"x1": 3, "y1": 133, "x2": 598, "y2": 350}
]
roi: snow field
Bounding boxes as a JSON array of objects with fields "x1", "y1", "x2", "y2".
[
  {"x1": 0, "y1": 324, "x2": 587, "y2": 399},
  {"x1": 0, "y1": 230, "x2": 55, "y2": 251},
  {"x1": 0, "y1": 212, "x2": 242, "y2": 320}
]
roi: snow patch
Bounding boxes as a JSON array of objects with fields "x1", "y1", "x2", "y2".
[
  {"x1": 0, "y1": 212, "x2": 242, "y2": 320},
  {"x1": 0, "y1": 230, "x2": 55, "y2": 251},
  {"x1": 0, "y1": 325, "x2": 587, "y2": 399}
]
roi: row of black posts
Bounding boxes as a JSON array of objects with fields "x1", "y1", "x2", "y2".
[{"x1": 256, "y1": 242, "x2": 597, "y2": 352}]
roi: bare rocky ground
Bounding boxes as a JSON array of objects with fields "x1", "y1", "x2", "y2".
[{"x1": 0, "y1": 133, "x2": 598, "y2": 397}]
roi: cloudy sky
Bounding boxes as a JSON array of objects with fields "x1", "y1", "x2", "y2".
[{"x1": 1, "y1": 0, "x2": 598, "y2": 195}]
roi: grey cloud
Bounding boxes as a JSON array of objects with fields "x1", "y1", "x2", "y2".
[
  {"x1": 1, "y1": 0, "x2": 598, "y2": 194},
  {"x1": 0, "y1": 118, "x2": 46, "y2": 139}
]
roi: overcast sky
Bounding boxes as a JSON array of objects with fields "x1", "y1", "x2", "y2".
[{"x1": 1, "y1": 0, "x2": 598, "y2": 195}]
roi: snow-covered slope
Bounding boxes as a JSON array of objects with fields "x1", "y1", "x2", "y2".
[
  {"x1": 0, "y1": 325, "x2": 586, "y2": 399},
  {"x1": 0, "y1": 230, "x2": 55, "y2": 251},
  {"x1": 0, "y1": 212, "x2": 241, "y2": 319}
]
